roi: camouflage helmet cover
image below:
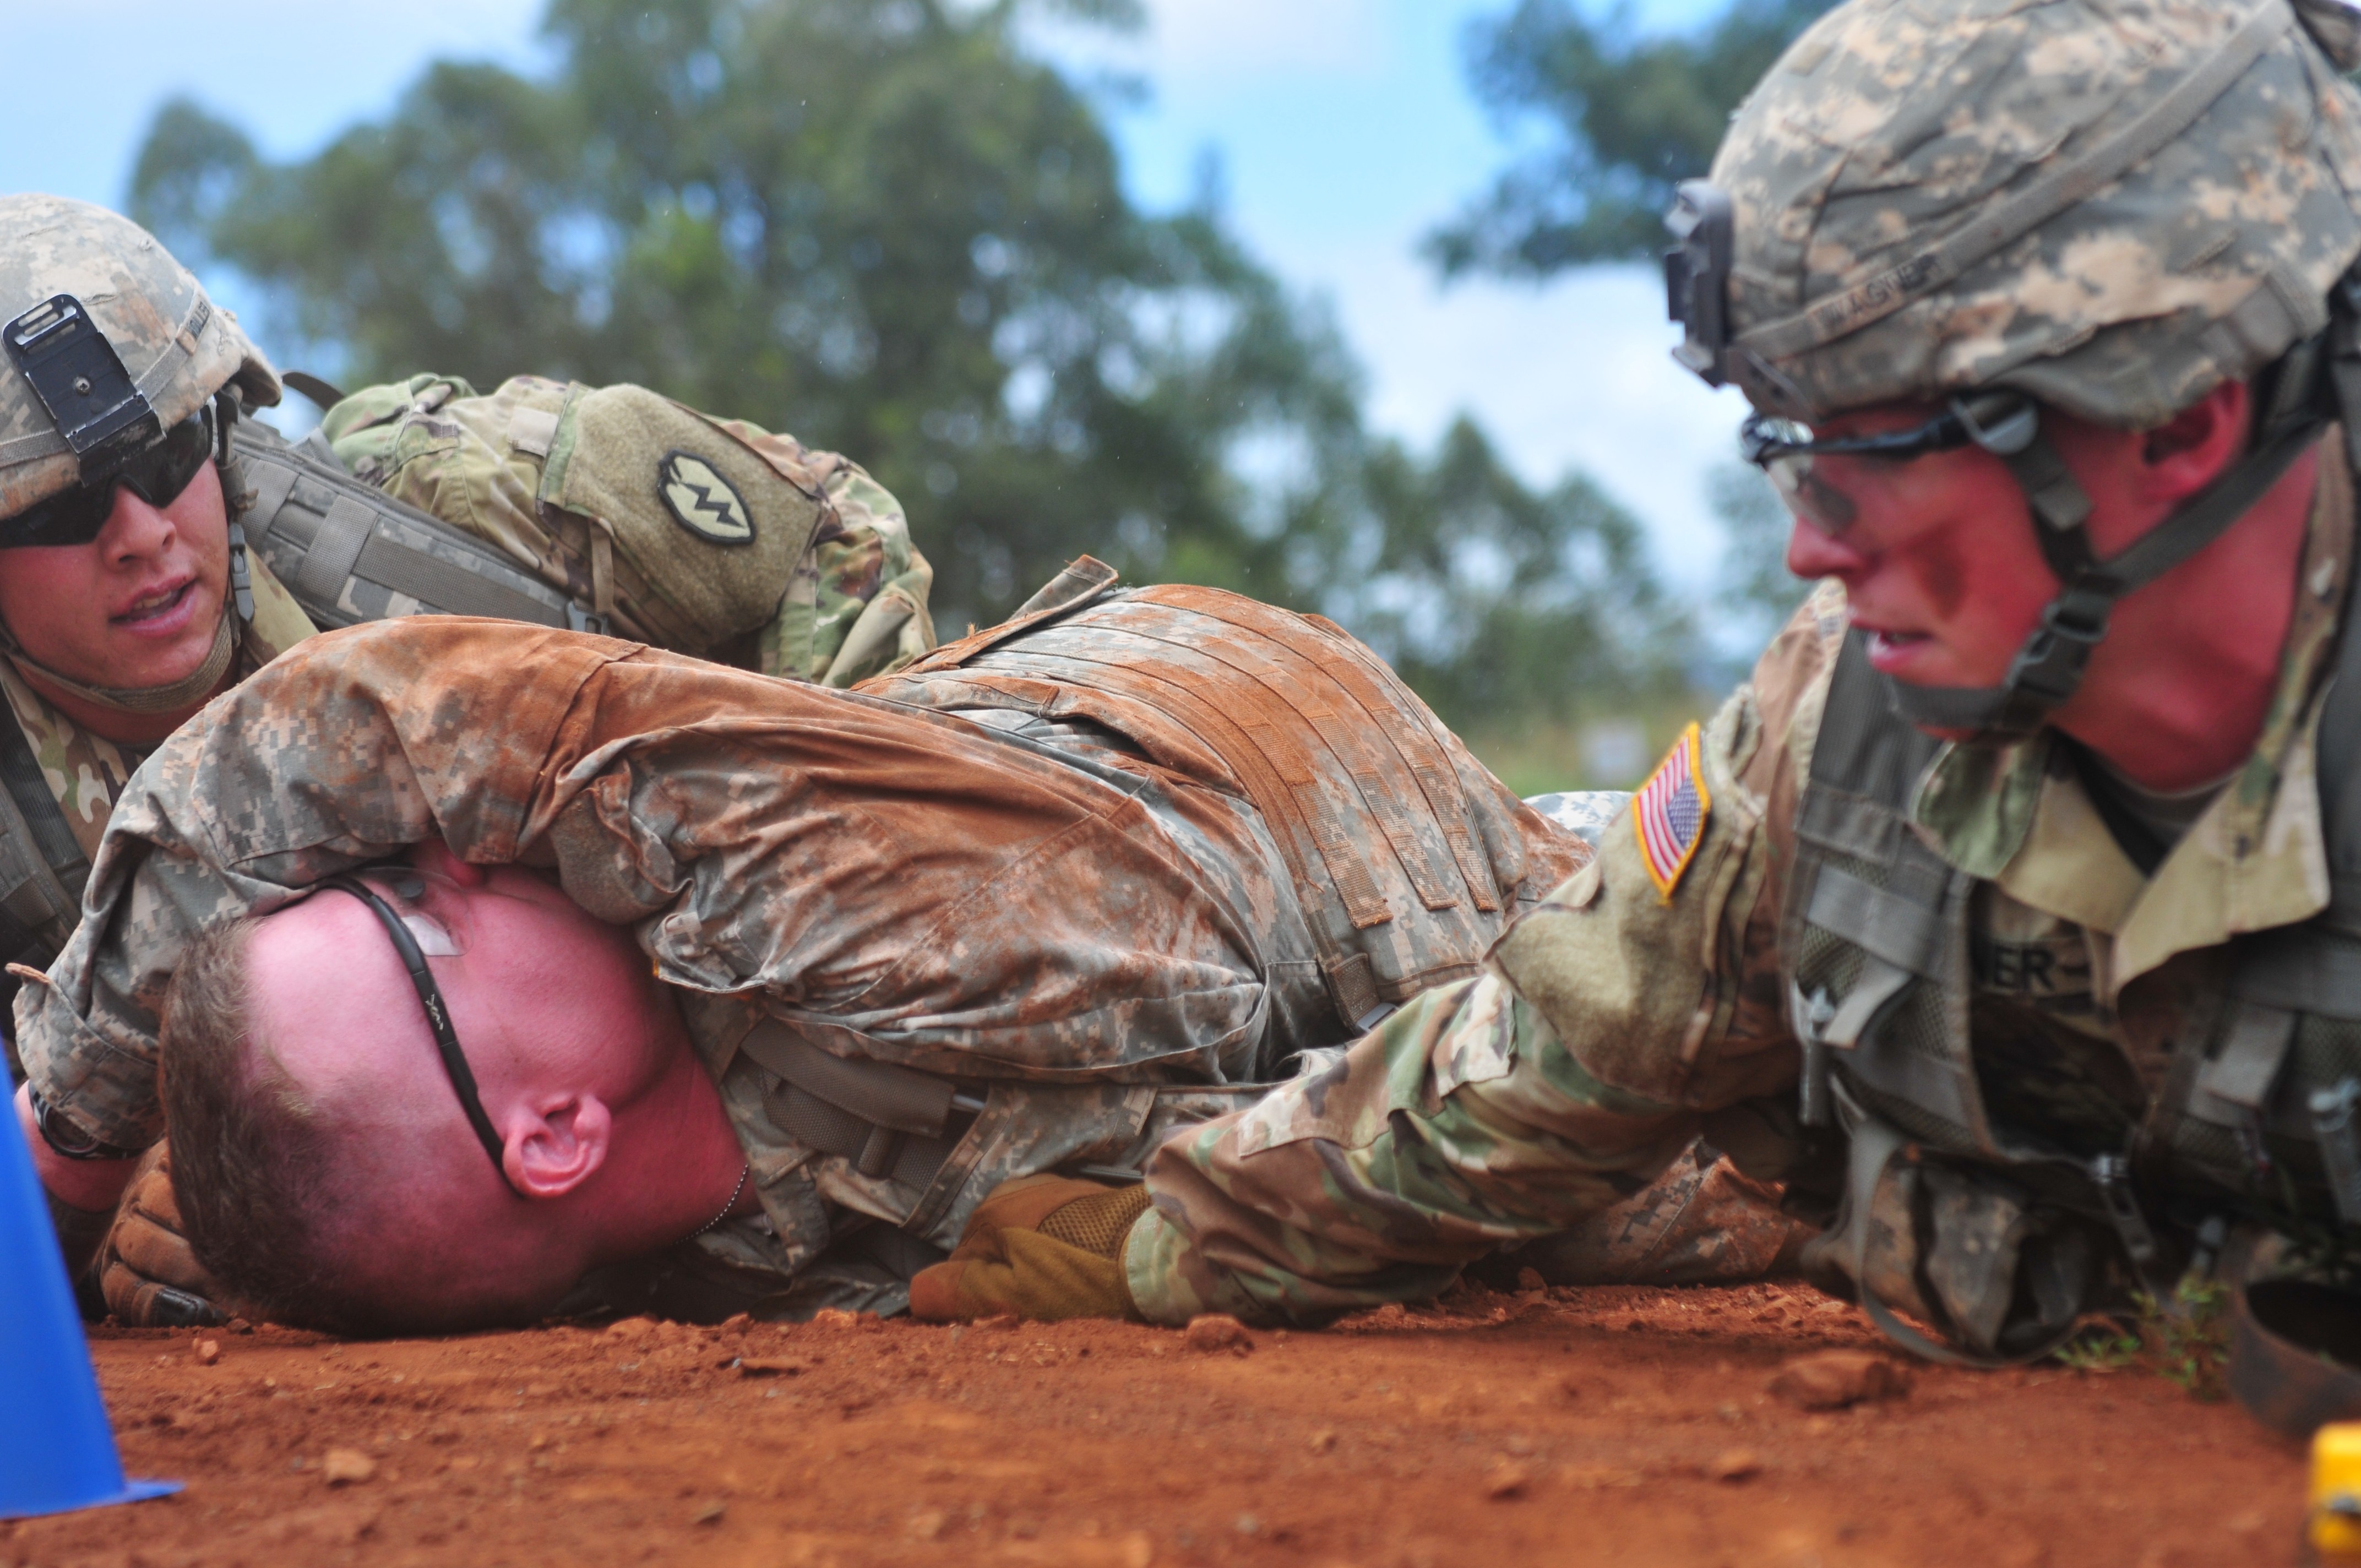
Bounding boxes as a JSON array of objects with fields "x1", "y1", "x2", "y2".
[
  {"x1": 0, "y1": 194, "x2": 279, "y2": 518},
  {"x1": 1712, "y1": 0, "x2": 2361, "y2": 428}
]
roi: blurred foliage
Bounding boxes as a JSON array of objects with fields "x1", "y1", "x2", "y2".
[
  {"x1": 1343, "y1": 416, "x2": 1689, "y2": 726},
  {"x1": 131, "y1": 0, "x2": 1687, "y2": 751},
  {"x1": 1428, "y1": 0, "x2": 1832, "y2": 277},
  {"x1": 1710, "y1": 459, "x2": 1808, "y2": 649}
]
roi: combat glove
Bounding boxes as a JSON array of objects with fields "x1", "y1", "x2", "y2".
[
  {"x1": 97, "y1": 1144, "x2": 233, "y2": 1329},
  {"x1": 909, "y1": 1175, "x2": 1150, "y2": 1323}
]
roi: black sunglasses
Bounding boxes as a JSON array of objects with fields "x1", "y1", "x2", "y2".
[
  {"x1": 0, "y1": 404, "x2": 218, "y2": 551},
  {"x1": 1740, "y1": 393, "x2": 2038, "y2": 470},
  {"x1": 323, "y1": 873, "x2": 524, "y2": 1197}
]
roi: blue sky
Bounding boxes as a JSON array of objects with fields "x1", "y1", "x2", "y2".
[{"x1": 0, "y1": 0, "x2": 1755, "y2": 597}]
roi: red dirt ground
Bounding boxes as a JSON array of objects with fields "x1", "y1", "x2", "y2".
[{"x1": 4, "y1": 1281, "x2": 2310, "y2": 1567}]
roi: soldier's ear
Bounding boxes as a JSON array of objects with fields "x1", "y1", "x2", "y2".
[
  {"x1": 504, "y1": 1092, "x2": 611, "y2": 1200},
  {"x1": 409, "y1": 836, "x2": 485, "y2": 888},
  {"x1": 2137, "y1": 379, "x2": 2249, "y2": 499}
]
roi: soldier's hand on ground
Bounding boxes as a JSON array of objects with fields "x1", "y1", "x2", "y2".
[
  {"x1": 98, "y1": 1145, "x2": 233, "y2": 1329},
  {"x1": 909, "y1": 1175, "x2": 1150, "y2": 1322}
]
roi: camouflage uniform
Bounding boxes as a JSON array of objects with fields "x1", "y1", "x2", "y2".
[
  {"x1": 320, "y1": 374, "x2": 934, "y2": 686},
  {"x1": 1120, "y1": 0, "x2": 2361, "y2": 1340},
  {"x1": 1132, "y1": 467, "x2": 2346, "y2": 1322},
  {"x1": 15, "y1": 586, "x2": 1580, "y2": 1318},
  {"x1": 0, "y1": 199, "x2": 936, "y2": 1042}
]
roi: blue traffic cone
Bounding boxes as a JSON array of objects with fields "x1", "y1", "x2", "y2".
[{"x1": 0, "y1": 1106, "x2": 177, "y2": 1518}]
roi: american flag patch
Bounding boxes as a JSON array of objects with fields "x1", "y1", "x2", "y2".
[{"x1": 1633, "y1": 722, "x2": 1712, "y2": 899}]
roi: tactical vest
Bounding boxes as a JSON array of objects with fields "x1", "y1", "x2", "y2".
[
  {"x1": 883, "y1": 563, "x2": 1576, "y2": 1033},
  {"x1": 1787, "y1": 619, "x2": 2361, "y2": 1363},
  {"x1": 0, "y1": 423, "x2": 605, "y2": 997}
]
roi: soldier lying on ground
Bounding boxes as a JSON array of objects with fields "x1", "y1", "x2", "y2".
[
  {"x1": 0, "y1": 197, "x2": 936, "y2": 1319},
  {"x1": 15, "y1": 573, "x2": 1604, "y2": 1330},
  {"x1": 907, "y1": 0, "x2": 2361, "y2": 1394}
]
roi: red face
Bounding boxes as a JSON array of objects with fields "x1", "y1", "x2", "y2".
[
  {"x1": 246, "y1": 842, "x2": 671, "y2": 1195},
  {"x1": 1778, "y1": 400, "x2": 2063, "y2": 693},
  {"x1": 0, "y1": 460, "x2": 231, "y2": 693}
]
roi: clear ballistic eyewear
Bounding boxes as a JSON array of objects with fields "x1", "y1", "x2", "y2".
[
  {"x1": 1739, "y1": 392, "x2": 2037, "y2": 534},
  {"x1": 322, "y1": 869, "x2": 522, "y2": 1196}
]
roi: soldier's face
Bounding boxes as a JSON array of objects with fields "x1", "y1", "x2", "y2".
[
  {"x1": 244, "y1": 843, "x2": 676, "y2": 1203},
  {"x1": 1780, "y1": 399, "x2": 2065, "y2": 693},
  {"x1": 0, "y1": 458, "x2": 230, "y2": 694}
]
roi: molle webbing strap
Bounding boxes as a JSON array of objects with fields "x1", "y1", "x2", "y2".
[
  {"x1": 902, "y1": 554, "x2": 1125, "y2": 669},
  {"x1": 1168, "y1": 586, "x2": 1516, "y2": 912},
  {"x1": 1737, "y1": 1, "x2": 2290, "y2": 366},
  {"x1": 227, "y1": 424, "x2": 582, "y2": 633},
  {"x1": 738, "y1": 1021, "x2": 973, "y2": 1191},
  {"x1": 0, "y1": 705, "x2": 87, "y2": 970},
  {"x1": 901, "y1": 582, "x2": 1539, "y2": 1030}
]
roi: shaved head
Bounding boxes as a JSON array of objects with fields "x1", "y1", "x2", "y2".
[{"x1": 162, "y1": 848, "x2": 737, "y2": 1333}]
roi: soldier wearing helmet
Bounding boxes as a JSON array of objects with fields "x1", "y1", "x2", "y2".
[
  {"x1": 910, "y1": 0, "x2": 2361, "y2": 1407},
  {"x1": 2, "y1": 197, "x2": 937, "y2": 1322}
]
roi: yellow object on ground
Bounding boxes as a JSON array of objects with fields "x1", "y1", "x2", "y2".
[{"x1": 2311, "y1": 1423, "x2": 2361, "y2": 1558}]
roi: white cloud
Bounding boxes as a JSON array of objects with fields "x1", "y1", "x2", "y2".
[
  {"x1": 1280, "y1": 242, "x2": 1750, "y2": 597},
  {"x1": 1137, "y1": 0, "x2": 1385, "y2": 76}
]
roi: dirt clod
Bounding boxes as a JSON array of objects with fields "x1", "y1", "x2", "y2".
[
  {"x1": 736, "y1": 1356, "x2": 814, "y2": 1378},
  {"x1": 320, "y1": 1448, "x2": 376, "y2": 1487},
  {"x1": 1769, "y1": 1349, "x2": 1911, "y2": 1410},
  {"x1": 1562, "y1": 1464, "x2": 1647, "y2": 1490},
  {"x1": 1516, "y1": 1267, "x2": 1548, "y2": 1292},
  {"x1": 192, "y1": 1338, "x2": 220, "y2": 1366},
  {"x1": 1308, "y1": 1427, "x2": 1338, "y2": 1453},
  {"x1": 605, "y1": 1316, "x2": 658, "y2": 1340},
  {"x1": 1484, "y1": 1459, "x2": 1534, "y2": 1499},
  {"x1": 1704, "y1": 1448, "x2": 1762, "y2": 1483},
  {"x1": 1183, "y1": 1314, "x2": 1253, "y2": 1353},
  {"x1": 692, "y1": 1501, "x2": 725, "y2": 1526}
]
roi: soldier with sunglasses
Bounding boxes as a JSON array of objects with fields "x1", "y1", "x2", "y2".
[{"x1": 1, "y1": 196, "x2": 938, "y2": 1326}]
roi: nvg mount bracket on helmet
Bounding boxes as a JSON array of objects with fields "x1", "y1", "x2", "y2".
[
  {"x1": 2, "y1": 297, "x2": 159, "y2": 476},
  {"x1": 1664, "y1": 182, "x2": 1733, "y2": 389}
]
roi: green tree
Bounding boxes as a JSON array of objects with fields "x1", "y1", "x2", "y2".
[
  {"x1": 1427, "y1": 0, "x2": 1832, "y2": 277},
  {"x1": 130, "y1": 0, "x2": 1685, "y2": 735},
  {"x1": 1341, "y1": 417, "x2": 1686, "y2": 727},
  {"x1": 1709, "y1": 460, "x2": 1806, "y2": 645}
]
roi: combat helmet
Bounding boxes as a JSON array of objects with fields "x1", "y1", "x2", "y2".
[
  {"x1": 1664, "y1": 0, "x2": 2361, "y2": 738},
  {"x1": 0, "y1": 195, "x2": 281, "y2": 710}
]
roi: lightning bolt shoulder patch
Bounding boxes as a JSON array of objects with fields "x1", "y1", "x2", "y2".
[{"x1": 657, "y1": 451, "x2": 755, "y2": 546}]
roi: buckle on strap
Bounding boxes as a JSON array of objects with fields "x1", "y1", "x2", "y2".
[
  {"x1": 2311, "y1": 1077, "x2": 2361, "y2": 1226},
  {"x1": 2090, "y1": 1152, "x2": 2162, "y2": 1270},
  {"x1": 738, "y1": 1022, "x2": 986, "y2": 1185}
]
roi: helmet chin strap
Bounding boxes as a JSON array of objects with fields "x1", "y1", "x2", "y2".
[
  {"x1": 1882, "y1": 325, "x2": 2342, "y2": 743},
  {"x1": 0, "y1": 600, "x2": 238, "y2": 716}
]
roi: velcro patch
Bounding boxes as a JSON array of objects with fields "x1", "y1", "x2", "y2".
[
  {"x1": 658, "y1": 450, "x2": 754, "y2": 545},
  {"x1": 1633, "y1": 721, "x2": 1711, "y2": 900}
]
